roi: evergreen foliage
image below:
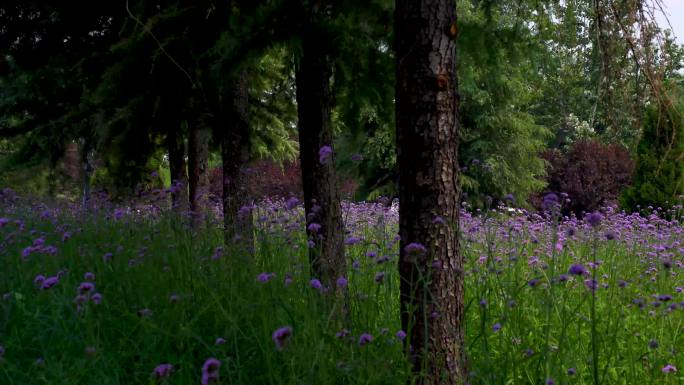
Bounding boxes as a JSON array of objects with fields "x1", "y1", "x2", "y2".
[{"x1": 621, "y1": 81, "x2": 684, "y2": 211}]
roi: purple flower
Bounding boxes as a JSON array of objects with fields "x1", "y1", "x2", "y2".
[
  {"x1": 319, "y1": 145, "x2": 333, "y2": 164},
  {"x1": 567, "y1": 367, "x2": 576, "y2": 376},
  {"x1": 307, "y1": 223, "x2": 322, "y2": 233},
  {"x1": 0, "y1": 345, "x2": 5, "y2": 357},
  {"x1": 396, "y1": 330, "x2": 407, "y2": 340},
  {"x1": 585, "y1": 212, "x2": 603, "y2": 227},
  {"x1": 78, "y1": 282, "x2": 95, "y2": 294},
  {"x1": 352, "y1": 260, "x2": 361, "y2": 270},
  {"x1": 433, "y1": 216, "x2": 446, "y2": 225},
  {"x1": 662, "y1": 364, "x2": 677, "y2": 373},
  {"x1": 113, "y1": 208, "x2": 125, "y2": 220},
  {"x1": 84, "y1": 272, "x2": 95, "y2": 281},
  {"x1": 74, "y1": 294, "x2": 88, "y2": 305},
  {"x1": 257, "y1": 272, "x2": 275, "y2": 283},
  {"x1": 286, "y1": 197, "x2": 299, "y2": 210},
  {"x1": 91, "y1": 293, "x2": 102, "y2": 304},
  {"x1": 358, "y1": 333, "x2": 373, "y2": 346},
  {"x1": 527, "y1": 278, "x2": 540, "y2": 288},
  {"x1": 542, "y1": 193, "x2": 559, "y2": 211},
  {"x1": 376, "y1": 255, "x2": 390, "y2": 264},
  {"x1": 568, "y1": 264, "x2": 587, "y2": 276},
  {"x1": 335, "y1": 329, "x2": 350, "y2": 339},
  {"x1": 41, "y1": 276, "x2": 59, "y2": 290},
  {"x1": 345, "y1": 236, "x2": 362, "y2": 245},
  {"x1": 272, "y1": 326, "x2": 293, "y2": 350},
  {"x1": 649, "y1": 339, "x2": 659, "y2": 349},
  {"x1": 138, "y1": 308, "x2": 153, "y2": 318},
  {"x1": 545, "y1": 378, "x2": 555, "y2": 385},
  {"x1": 103, "y1": 252, "x2": 113, "y2": 263},
  {"x1": 584, "y1": 279, "x2": 598, "y2": 292},
  {"x1": 374, "y1": 272, "x2": 385, "y2": 283},
  {"x1": 310, "y1": 279, "x2": 323, "y2": 291},
  {"x1": 22, "y1": 246, "x2": 34, "y2": 259},
  {"x1": 492, "y1": 323, "x2": 502, "y2": 332},
  {"x1": 33, "y1": 274, "x2": 46, "y2": 286},
  {"x1": 657, "y1": 294, "x2": 672, "y2": 302},
  {"x1": 404, "y1": 243, "x2": 427, "y2": 256},
  {"x1": 169, "y1": 294, "x2": 181, "y2": 303},
  {"x1": 237, "y1": 204, "x2": 254, "y2": 218},
  {"x1": 215, "y1": 337, "x2": 226, "y2": 346},
  {"x1": 201, "y1": 358, "x2": 221, "y2": 384},
  {"x1": 336, "y1": 276, "x2": 348, "y2": 289}
]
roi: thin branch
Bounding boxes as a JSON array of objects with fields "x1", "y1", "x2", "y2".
[{"x1": 125, "y1": 0, "x2": 196, "y2": 89}]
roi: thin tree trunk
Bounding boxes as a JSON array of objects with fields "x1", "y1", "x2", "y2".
[
  {"x1": 79, "y1": 137, "x2": 93, "y2": 210},
  {"x1": 395, "y1": 0, "x2": 465, "y2": 383},
  {"x1": 167, "y1": 122, "x2": 188, "y2": 211},
  {"x1": 295, "y1": 5, "x2": 345, "y2": 290},
  {"x1": 188, "y1": 116, "x2": 210, "y2": 220},
  {"x1": 222, "y1": 67, "x2": 254, "y2": 250}
]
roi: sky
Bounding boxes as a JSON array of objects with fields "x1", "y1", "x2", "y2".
[{"x1": 657, "y1": 0, "x2": 684, "y2": 43}]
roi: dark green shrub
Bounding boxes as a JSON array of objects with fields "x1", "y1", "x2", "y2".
[{"x1": 621, "y1": 87, "x2": 684, "y2": 212}]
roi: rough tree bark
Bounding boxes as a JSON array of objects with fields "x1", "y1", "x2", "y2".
[
  {"x1": 188, "y1": 114, "x2": 210, "y2": 217},
  {"x1": 221, "y1": 67, "x2": 254, "y2": 249},
  {"x1": 395, "y1": 0, "x2": 465, "y2": 383},
  {"x1": 295, "y1": 2, "x2": 346, "y2": 289}
]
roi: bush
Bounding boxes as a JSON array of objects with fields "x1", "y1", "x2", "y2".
[
  {"x1": 208, "y1": 160, "x2": 302, "y2": 201},
  {"x1": 541, "y1": 139, "x2": 633, "y2": 214},
  {"x1": 621, "y1": 89, "x2": 684, "y2": 212},
  {"x1": 208, "y1": 159, "x2": 358, "y2": 201}
]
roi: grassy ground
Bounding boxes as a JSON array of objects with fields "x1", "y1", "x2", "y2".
[{"x1": 1, "y1": 195, "x2": 683, "y2": 384}]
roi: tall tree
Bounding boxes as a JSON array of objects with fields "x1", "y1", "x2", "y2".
[
  {"x1": 221, "y1": 67, "x2": 254, "y2": 247},
  {"x1": 188, "y1": 111, "x2": 211, "y2": 216},
  {"x1": 395, "y1": 0, "x2": 465, "y2": 383},
  {"x1": 295, "y1": 1, "x2": 346, "y2": 288}
]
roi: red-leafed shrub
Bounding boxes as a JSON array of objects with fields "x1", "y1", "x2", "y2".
[
  {"x1": 209, "y1": 160, "x2": 303, "y2": 200},
  {"x1": 539, "y1": 139, "x2": 634, "y2": 214},
  {"x1": 209, "y1": 159, "x2": 359, "y2": 201}
]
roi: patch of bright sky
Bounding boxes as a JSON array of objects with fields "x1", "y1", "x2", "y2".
[{"x1": 656, "y1": 0, "x2": 684, "y2": 44}]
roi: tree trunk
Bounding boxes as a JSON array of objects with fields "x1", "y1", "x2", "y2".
[
  {"x1": 395, "y1": 0, "x2": 465, "y2": 383},
  {"x1": 79, "y1": 137, "x2": 93, "y2": 210},
  {"x1": 188, "y1": 116, "x2": 210, "y2": 219},
  {"x1": 167, "y1": 122, "x2": 188, "y2": 211},
  {"x1": 295, "y1": 5, "x2": 346, "y2": 289},
  {"x1": 222, "y1": 67, "x2": 254, "y2": 250}
]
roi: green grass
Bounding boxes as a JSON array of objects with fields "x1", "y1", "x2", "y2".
[{"x1": 0, "y1": 201, "x2": 683, "y2": 384}]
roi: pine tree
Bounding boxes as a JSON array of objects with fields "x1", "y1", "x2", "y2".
[
  {"x1": 295, "y1": 0, "x2": 346, "y2": 288},
  {"x1": 621, "y1": 81, "x2": 684, "y2": 212},
  {"x1": 395, "y1": 0, "x2": 465, "y2": 382}
]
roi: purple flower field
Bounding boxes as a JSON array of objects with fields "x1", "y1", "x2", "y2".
[{"x1": 0, "y1": 191, "x2": 683, "y2": 384}]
